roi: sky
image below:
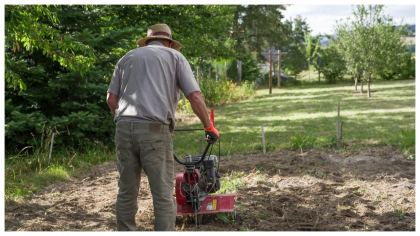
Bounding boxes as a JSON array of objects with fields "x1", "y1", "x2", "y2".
[{"x1": 281, "y1": 4, "x2": 416, "y2": 36}]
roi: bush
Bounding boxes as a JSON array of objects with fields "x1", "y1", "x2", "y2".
[
  {"x1": 379, "y1": 55, "x2": 415, "y2": 80},
  {"x1": 198, "y1": 78, "x2": 256, "y2": 107},
  {"x1": 393, "y1": 128, "x2": 415, "y2": 157},
  {"x1": 316, "y1": 46, "x2": 346, "y2": 83}
]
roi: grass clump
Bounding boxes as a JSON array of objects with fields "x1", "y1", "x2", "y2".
[
  {"x1": 5, "y1": 142, "x2": 115, "y2": 204},
  {"x1": 393, "y1": 128, "x2": 415, "y2": 158},
  {"x1": 216, "y1": 170, "x2": 245, "y2": 194}
]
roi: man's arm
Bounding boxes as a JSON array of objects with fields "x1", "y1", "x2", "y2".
[
  {"x1": 187, "y1": 91, "x2": 212, "y2": 127},
  {"x1": 187, "y1": 91, "x2": 219, "y2": 143},
  {"x1": 106, "y1": 92, "x2": 119, "y2": 115}
]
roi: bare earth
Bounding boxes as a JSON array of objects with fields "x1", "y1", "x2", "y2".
[{"x1": 5, "y1": 145, "x2": 415, "y2": 231}]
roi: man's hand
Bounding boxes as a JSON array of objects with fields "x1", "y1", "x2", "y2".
[{"x1": 204, "y1": 124, "x2": 219, "y2": 144}]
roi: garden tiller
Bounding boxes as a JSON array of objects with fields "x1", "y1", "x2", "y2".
[{"x1": 173, "y1": 109, "x2": 235, "y2": 229}]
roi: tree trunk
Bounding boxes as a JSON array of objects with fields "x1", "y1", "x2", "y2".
[
  {"x1": 208, "y1": 66, "x2": 211, "y2": 79},
  {"x1": 367, "y1": 80, "x2": 371, "y2": 98},
  {"x1": 360, "y1": 81, "x2": 363, "y2": 94},
  {"x1": 308, "y1": 61, "x2": 310, "y2": 80},
  {"x1": 354, "y1": 78, "x2": 358, "y2": 91},
  {"x1": 318, "y1": 58, "x2": 321, "y2": 83}
]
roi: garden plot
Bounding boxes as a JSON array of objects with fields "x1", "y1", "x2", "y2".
[{"x1": 5, "y1": 146, "x2": 415, "y2": 231}]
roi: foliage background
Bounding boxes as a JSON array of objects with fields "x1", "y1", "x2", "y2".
[{"x1": 5, "y1": 5, "x2": 287, "y2": 155}]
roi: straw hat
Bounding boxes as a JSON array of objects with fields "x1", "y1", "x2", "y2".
[{"x1": 136, "y1": 24, "x2": 182, "y2": 51}]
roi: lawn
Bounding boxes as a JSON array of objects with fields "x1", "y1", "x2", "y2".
[
  {"x1": 6, "y1": 79, "x2": 414, "y2": 203},
  {"x1": 172, "y1": 79, "x2": 415, "y2": 157}
]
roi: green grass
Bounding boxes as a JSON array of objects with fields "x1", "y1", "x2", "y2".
[
  {"x1": 6, "y1": 79, "x2": 415, "y2": 204},
  {"x1": 216, "y1": 170, "x2": 246, "y2": 194},
  {"x1": 172, "y1": 79, "x2": 415, "y2": 157},
  {"x1": 5, "y1": 144, "x2": 115, "y2": 204}
]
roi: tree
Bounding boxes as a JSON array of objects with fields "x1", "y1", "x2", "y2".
[
  {"x1": 5, "y1": 5, "x2": 97, "y2": 91},
  {"x1": 4, "y1": 5, "x2": 242, "y2": 154},
  {"x1": 334, "y1": 5, "x2": 410, "y2": 97},
  {"x1": 231, "y1": 5, "x2": 289, "y2": 62},
  {"x1": 299, "y1": 31, "x2": 320, "y2": 81},
  {"x1": 280, "y1": 15, "x2": 311, "y2": 79},
  {"x1": 282, "y1": 45, "x2": 307, "y2": 78}
]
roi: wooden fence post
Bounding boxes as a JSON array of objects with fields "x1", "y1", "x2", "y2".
[
  {"x1": 237, "y1": 60, "x2": 242, "y2": 85},
  {"x1": 216, "y1": 64, "x2": 218, "y2": 81},
  {"x1": 208, "y1": 65, "x2": 211, "y2": 79},
  {"x1": 261, "y1": 126, "x2": 266, "y2": 154},
  {"x1": 337, "y1": 103, "x2": 340, "y2": 149},
  {"x1": 48, "y1": 132, "x2": 55, "y2": 165},
  {"x1": 225, "y1": 62, "x2": 227, "y2": 78},
  {"x1": 278, "y1": 50, "x2": 281, "y2": 89},
  {"x1": 269, "y1": 50, "x2": 272, "y2": 94}
]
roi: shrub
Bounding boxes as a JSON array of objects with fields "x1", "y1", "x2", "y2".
[
  {"x1": 393, "y1": 128, "x2": 415, "y2": 157},
  {"x1": 315, "y1": 46, "x2": 347, "y2": 83},
  {"x1": 379, "y1": 55, "x2": 415, "y2": 80},
  {"x1": 198, "y1": 78, "x2": 256, "y2": 107}
]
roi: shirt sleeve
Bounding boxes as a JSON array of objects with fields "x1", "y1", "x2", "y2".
[
  {"x1": 177, "y1": 56, "x2": 201, "y2": 97},
  {"x1": 107, "y1": 62, "x2": 121, "y2": 96}
]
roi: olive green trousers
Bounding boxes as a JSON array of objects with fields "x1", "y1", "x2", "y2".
[{"x1": 115, "y1": 122, "x2": 176, "y2": 231}]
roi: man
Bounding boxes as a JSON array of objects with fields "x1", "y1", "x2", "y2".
[{"x1": 106, "y1": 23, "x2": 219, "y2": 231}]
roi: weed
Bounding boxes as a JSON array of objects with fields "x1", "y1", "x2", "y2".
[
  {"x1": 215, "y1": 212, "x2": 235, "y2": 225},
  {"x1": 290, "y1": 134, "x2": 316, "y2": 151},
  {"x1": 345, "y1": 224, "x2": 352, "y2": 230},
  {"x1": 394, "y1": 128, "x2": 415, "y2": 157},
  {"x1": 395, "y1": 209, "x2": 404, "y2": 218},
  {"x1": 407, "y1": 154, "x2": 415, "y2": 160},
  {"x1": 216, "y1": 172, "x2": 244, "y2": 194},
  {"x1": 257, "y1": 212, "x2": 269, "y2": 220},
  {"x1": 240, "y1": 228, "x2": 254, "y2": 231},
  {"x1": 314, "y1": 196, "x2": 323, "y2": 203},
  {"x1": 255, "y1": 142, "x2": 275, "y2": 152},
  {"x1": 301, "y1": 169, "x2": 325, "y2": 178},
  {"x1": 353, "y1": 189, "x2": 365, "y2": 193}
]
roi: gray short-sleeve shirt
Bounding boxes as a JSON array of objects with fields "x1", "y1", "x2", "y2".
[{"x1": 107, "y1": 41, "x2": 200, "y2": 132}]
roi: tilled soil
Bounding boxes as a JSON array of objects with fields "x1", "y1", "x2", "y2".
[{"x1": 5, "y1": 145, "x2": 415, "y2": 231}]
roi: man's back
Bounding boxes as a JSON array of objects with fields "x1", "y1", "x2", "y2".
[{"x1": 107, "y1": 41, "x2": 199, "y2": 131}]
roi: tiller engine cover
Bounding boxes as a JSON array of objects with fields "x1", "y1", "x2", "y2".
[{"x1": 175, "y1": 154, "x2": 234, "y2": 215}]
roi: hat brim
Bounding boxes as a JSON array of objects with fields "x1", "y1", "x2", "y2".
[{"x1": 136, "y1": 36, "x2": 183, "y2": 51}]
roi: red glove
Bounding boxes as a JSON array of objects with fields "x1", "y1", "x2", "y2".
[{"x1": 204, "y1": 124, "x2": 219, "y2": 144}]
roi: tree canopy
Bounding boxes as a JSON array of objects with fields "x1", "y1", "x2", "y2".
[
  {"x1": 334, "y1": 5, "x2": 410, "y2": 97},
  {"x1": 4, "y1": 5, "x2": 289, "y2": 154}
]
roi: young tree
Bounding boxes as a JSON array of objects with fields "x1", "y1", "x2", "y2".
[
  {"x1": 299, "y1": 31, "x2": 320, "y2": 81},
  {"x1": 334, "y1": 5, "x2": 410, "y2": 97}
]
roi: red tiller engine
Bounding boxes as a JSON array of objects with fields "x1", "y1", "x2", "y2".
[{"x1": 173, "y1": 109, "x2": 235, "y2": 229}]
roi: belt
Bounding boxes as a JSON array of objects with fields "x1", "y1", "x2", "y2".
[{"x1": 116, "y1": 122, "x2": 169, "y2": 133}]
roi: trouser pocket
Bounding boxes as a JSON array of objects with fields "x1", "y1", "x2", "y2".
[{"x1": 140, "y1": 139, "x2": 164, "y2": 165}]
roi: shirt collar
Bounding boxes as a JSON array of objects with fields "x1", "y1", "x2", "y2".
[{"x1": 148, "y1": 41, "x2": 164, "y2": 46}]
